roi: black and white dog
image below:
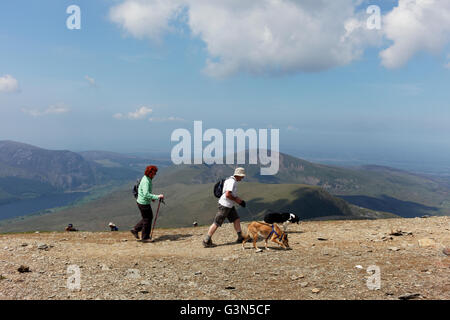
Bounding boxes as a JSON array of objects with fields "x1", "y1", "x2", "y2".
[{"x1": 264, "y1": 212, "x2": 300, "y2": 232}]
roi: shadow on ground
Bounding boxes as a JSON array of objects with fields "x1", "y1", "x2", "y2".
[{"x1": 153, "y1": 234, "x2": 193, "y2": 242}]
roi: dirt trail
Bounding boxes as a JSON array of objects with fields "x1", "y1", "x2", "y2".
[{"x1": 0, "y1": 217, "x2": 449, "y2": 300}]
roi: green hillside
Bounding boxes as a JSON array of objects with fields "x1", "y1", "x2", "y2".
[
  {"x1": 155, "y1": 153, "x2": 450, "y2": 217},
  {"x1": 0, "y1": 181, "x2": 396, "y2": 233}
]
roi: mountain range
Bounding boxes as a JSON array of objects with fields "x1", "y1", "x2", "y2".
[
  {"x1": 0, "y1": 140, "x2": 169, "y2": 206},
  {"x1": 0, "y1": 140, "x2": 449, "y2": 232}
]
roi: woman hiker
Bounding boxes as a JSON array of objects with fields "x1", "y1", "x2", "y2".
[{"x1": 130, "y1": 165, "x2": 164, "y2": 243}]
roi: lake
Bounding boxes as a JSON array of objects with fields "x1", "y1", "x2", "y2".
[{"x1": 0, "y1": 192, "x2": 89, "y2": 220}]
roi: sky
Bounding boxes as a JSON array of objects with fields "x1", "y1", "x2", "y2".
[{"x1": 1, "y1": 0, "x2": 450, "y2": 172}]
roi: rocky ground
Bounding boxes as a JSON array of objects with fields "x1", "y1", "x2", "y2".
[{"x1": 0, "y1": 217, "x2": 449, "y2": 300}]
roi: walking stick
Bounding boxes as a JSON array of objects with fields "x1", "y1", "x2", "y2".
[{"x1": 150, "y1": 198, "x2": 164, "y2": 239}]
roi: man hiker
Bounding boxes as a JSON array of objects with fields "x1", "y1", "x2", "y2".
[
  {"x1": 203, "y1": 167, "x2": 247, "y2": 248},
  {"x1": 130, "y1": 165, "x2": 164, "y2": 243}
]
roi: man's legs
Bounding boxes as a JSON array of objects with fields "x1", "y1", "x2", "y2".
[
  {"x1": 233, "y1": 218, "x2": 242, "y2": 233},
  {"x1": 233, "y1": 218, "x2": 245, "y2": 242},
  {"x1": 203, "y1": 222, "x2": 218, "y2": 247},
  {"x1": 207, "y1": 223, "x2": 218, "y2": 237}
]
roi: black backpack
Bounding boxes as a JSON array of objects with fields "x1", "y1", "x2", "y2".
[
  {"x1": 132, "y1": 178, "x2": 142, "y2": 199},
  {"x1": 213, "y1": 178, "x2": 225, "y2": 198}
]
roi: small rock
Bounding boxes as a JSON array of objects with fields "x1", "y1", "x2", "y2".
[
  {"x1": 355, "y1": 265, "x2": 363, "y2": 269},
  {"x1": 418, "y1": 238, "x2": 436, "y2": 248},
  {"x1": 194, "y1": 271, "x2": 202, "y2": 275},
  {"x1": 300, "y1": 282, "x2": 309, "y2": 288},
  {"x1": 317, "y1": 238, "x2": 328, "y2": 241},
  {"x1": 101, "y1": 264, "x2": 110, "y2": 271},
  {"x1": 21, "y1": 243, "x2": 28, "y2": 247},
  {"x1": 442, "y1": 248, "x2": 449, "y2": 256},
  {"x1": 311, "y1": 288, "x2": 320, "y2": 293},
  {"x1": 37, "y1": 243, "x2": 49, "y2": 250},
  {"x1": 225, "y1": 286, "x2": 235, "y2": 290},
  {"x1": 18, "y1": 265, "x2": 31, "y2": 273},
  {"x1": 140, "y1": 290, "x2": 149, "y2": 294},
  {"x1": 399, "y1": 293, "x2": 421, "y2": 300},
  {"x1": 388, "y1": 247, "x2": 400, "y2": 251}
]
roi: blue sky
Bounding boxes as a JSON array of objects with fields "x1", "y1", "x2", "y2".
[{"x1": 1, "y1": 0, "x2": 450, "y2": 171}]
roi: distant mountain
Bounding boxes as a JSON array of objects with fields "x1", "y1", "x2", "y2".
[
  {"x1": 0, "y1": 141, "x2": 167, "y2": 206},
  {"x1": 1, "y1": 142, "x2": 448, "y2": 231},
  {"x1": 0, "y1": 141, "x2": 97, "y2": 206},
  {"x1": 0, "y1": 140, "x2": 96, "y2": 190},
  {"x1": 156, "y1": 152, "x2": 450, "y2": 217},
  {"x1": 78, "y1": 150, "x2": 171, "y2": 171}
]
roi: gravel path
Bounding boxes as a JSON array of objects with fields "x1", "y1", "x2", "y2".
[{"x1": 1, "y1": 217, "x2": 449, "y2": 300}]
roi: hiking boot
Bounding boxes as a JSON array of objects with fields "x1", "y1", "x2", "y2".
[
  {"x1": 236, "y1": 236, "x2": 245, "y2": 243},
  {"x1": 202, "y1": 239, "x2": 216, "y2": 248},
  {"x1": 130, "y1": 229, "x2": 140, "y2": 240},
  {"x1": 140, "y1": 238, "x2": 153, "y2": 243}
]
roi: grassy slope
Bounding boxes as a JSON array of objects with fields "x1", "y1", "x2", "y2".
[
  {"x1": 0, "y1": 181, "x2": 397, "y2": 233},
  {"x1": 156, "y1": 156, "x2": 450, "y2": 216}
]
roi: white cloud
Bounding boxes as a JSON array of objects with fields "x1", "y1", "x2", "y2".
[
  {"x1": 114, "y1": 106, "x2": 153, "y2": 119},
  {"x1": 109, "y1": 0, "x2": 382, "y2": 77},
  {"x1": 0, "y1": 74, "x2": 19, "y2": 93},
  {"x1": 148, "y1": 116, "x2": 185, "y2": 122},
  {"x1": 110, "y1": 0, "x2": 450, "y2": 75},
  {"x1": 109, "y1": 0, "x2": 184, "y2": 41},
  {"x1": 85, "y1": 75, "x2": 97, "y2": 87},
  {"x1": 380, "y1": 0, "x2": 450, "y2": 69},
  {"x1": 21, "y1": 103, "x2": 70, "y2": 117}
]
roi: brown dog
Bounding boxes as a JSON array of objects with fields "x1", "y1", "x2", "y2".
[{"x1": 242, "y1": 221, "x2": 289, "y2": 251}]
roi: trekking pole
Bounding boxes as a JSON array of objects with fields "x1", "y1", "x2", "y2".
[{"x1": 150, "y1": 198, "x2": 165, "y2": 239}]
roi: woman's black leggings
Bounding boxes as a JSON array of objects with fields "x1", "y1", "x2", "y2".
[{"x1": 134, "y1": 203, "x2": 153, "y2": 240}]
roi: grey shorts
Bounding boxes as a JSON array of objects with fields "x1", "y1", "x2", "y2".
[{"x1": 213, "y1": 205, "x2": 240, "y2": 227}]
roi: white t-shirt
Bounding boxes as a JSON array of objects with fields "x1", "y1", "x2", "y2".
[{"x1": 218, "y1": 176, "x2": 238, "y2": 208}]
